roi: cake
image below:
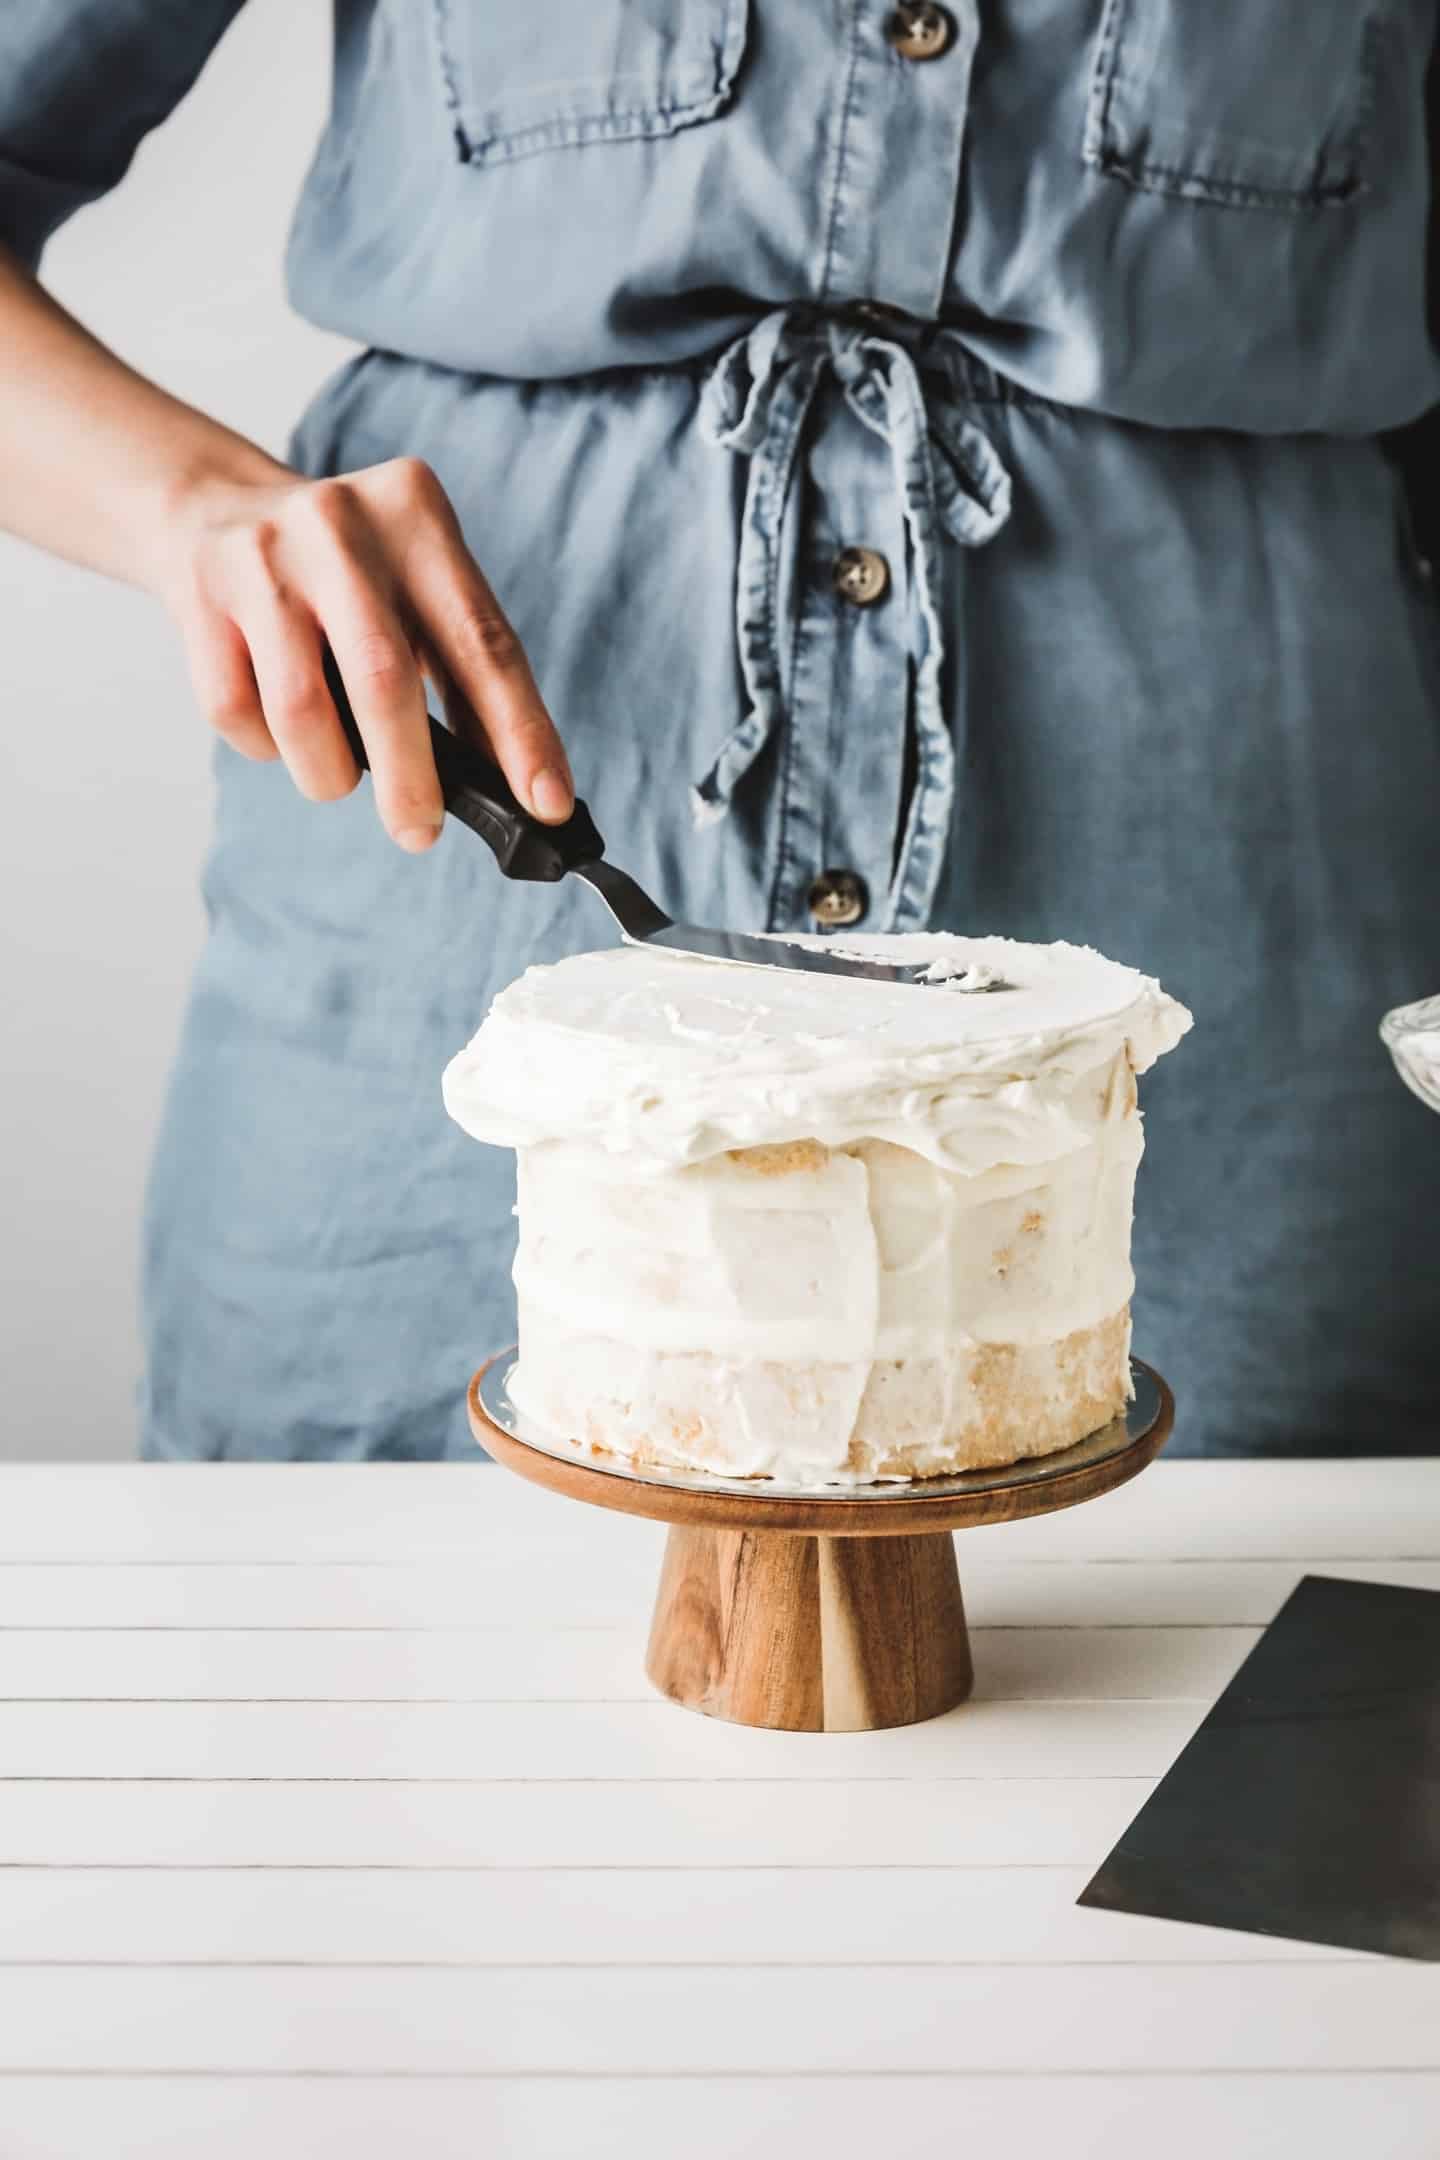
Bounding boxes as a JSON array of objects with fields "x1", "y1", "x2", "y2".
[{"x1": 442, "y1": 934, "x2": 1191, "y2": 1485}]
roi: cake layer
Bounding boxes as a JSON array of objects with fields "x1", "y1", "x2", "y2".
[
  {"x1": 506, "y1": 1310, "x2": 1133, "y2": 1484},
  {"x1": 512, "y1": 1051, "x2": 1142, "y2": 1363},
  {"x1": 506, "y1": 1053, "x2": 1142, "y2": 1482}
]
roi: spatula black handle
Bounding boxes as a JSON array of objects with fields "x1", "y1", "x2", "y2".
[{"x1": 321, "y1": 647, "x2": 603, "y2": 882}]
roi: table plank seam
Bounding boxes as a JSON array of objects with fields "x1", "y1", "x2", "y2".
[
  {"x1": 0, "y1": 1860, "x2": 1135, "y2": 1873},
  {"x1": 0, "y1": 1623, "x2": 1275, "y2": 1633},
  {"x1": 1, "y1": 1555, "x2": 1434, "y2": 1567},
  {"x1": 0, "y1": 1774, "x2": 1163, "y2": 1785},
  {"x1": 0, "y1": 1957, "x2": 1372, "y2": 1971},
  {"x1": 0, "y1": 2067, "x2": 1433, "y2": 2082},
  {"x1": 0, "y1": 1695, "x2": 1224, "y2": 1706}
]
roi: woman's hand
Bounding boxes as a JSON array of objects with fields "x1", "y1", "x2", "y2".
[
  {"x1": 157, "y1": 456, "x2": 574, "y2": 851},
  {"x1": 0, "y1": 248, "x2": 568, "y2": 850}
]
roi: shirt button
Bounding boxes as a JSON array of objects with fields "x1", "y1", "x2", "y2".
[
  {"x1": 885, "y1": 2, "x2": 955, "y2": 61},
  {"x1": 833, "y1": 546, "x2": 890, "y2": 607},
  {"x1": 808, "y1": 869, "x2": 870, "y2": 930},
  {"x1": 851, "y1": 299, "x2": 915, "y2": 328}
]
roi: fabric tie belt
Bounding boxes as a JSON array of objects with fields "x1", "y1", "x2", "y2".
[{"x1": 695, "y1": 307, "x2": 1013, "y2": 929}]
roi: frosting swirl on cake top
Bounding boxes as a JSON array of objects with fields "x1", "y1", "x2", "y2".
[{"x1": 442, "y1": 933, "x2": 1192, "y2": 1175}]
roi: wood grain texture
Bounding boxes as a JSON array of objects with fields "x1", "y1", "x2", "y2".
[
  {"x1": 645, "y1": 1526, "x2": 972, "y2": 1731},
  {"x1": 471, "y1": 1357, "x2": 1173, "y2": 1732}
]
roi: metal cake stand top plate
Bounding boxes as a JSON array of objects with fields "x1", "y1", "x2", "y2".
[{"x1": 477, "y1": 1350, "x2": 1165, "y2": 1508}]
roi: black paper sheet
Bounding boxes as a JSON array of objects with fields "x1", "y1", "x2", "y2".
[{"x1": 1079, "y1": 1573, "x2": 1440, "y2": 1960}]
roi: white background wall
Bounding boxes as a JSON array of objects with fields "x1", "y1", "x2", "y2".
[{"x1": 0, "y1": 2, "x2": 352, "y2": 1459}]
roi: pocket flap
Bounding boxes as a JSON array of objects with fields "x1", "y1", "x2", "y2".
[
  {"x1": 1084, "y1": 0, "x2": 1382, "y2": 209},
  {"x1": 434, "y1": 0, "x2": 750, "y2": 168}
]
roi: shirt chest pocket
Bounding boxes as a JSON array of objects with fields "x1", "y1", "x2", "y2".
[
  {"x1": 1083, "y1": 0, "x2": 1385, "y2": 210},
  {"x1": 431, "y1": 0, "x2": 750, "y2": 167}
]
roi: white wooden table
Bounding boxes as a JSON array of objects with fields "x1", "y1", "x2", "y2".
[{"x1": 0, "y1": 1460, "x2": 1436, "y2": 2159}]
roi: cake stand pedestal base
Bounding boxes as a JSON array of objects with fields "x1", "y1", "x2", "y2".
[
  {"x1": 646, "y1": 1524, "x2": 971, "y2": 1732},
  {"x1": 469, "y1": 1356, "x2": 1174, "y2": 1734}
]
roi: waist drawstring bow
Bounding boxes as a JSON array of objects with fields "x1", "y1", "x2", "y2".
[{"x1": 695, "y1": 308, "x2": 1013, "y2": 928}]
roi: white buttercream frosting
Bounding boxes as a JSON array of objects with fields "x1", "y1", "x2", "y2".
[
  {"x1": 442, "y1": 933, "x2": 1192, "y2": 1176},
  {"x1": 444, "y1": 934, "x2": 1191, "y2": 1484}
]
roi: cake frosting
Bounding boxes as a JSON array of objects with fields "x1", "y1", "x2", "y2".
[{"x1": 444, "y1": 933, "x2": 1192, "y2": 1485}]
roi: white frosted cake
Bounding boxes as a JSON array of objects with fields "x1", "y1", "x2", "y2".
[{"x1": 443, "y1": 934, "x2": 1191, "y2": 1486}]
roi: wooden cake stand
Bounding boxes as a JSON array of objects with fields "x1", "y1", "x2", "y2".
[{"x1": 469, "y1": 1354, "x2": 1174, "y2": 1734}]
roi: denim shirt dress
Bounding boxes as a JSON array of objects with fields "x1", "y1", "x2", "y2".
[{"x1": 4, "y1": 0, "x2": 1440, "y2": 1458}]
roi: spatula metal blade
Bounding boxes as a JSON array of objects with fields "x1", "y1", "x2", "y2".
[{"x1": 572, "y1": 860, "x2": 927, "y2": 987}]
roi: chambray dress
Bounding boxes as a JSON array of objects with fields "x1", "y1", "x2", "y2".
[{"x1": 5, "y1": 2, "x2": 1440, "y2": 1458}]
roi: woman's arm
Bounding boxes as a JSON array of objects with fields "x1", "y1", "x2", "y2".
[{"x1": 0, "y1": 244, "x2": 573, "y2": 847}]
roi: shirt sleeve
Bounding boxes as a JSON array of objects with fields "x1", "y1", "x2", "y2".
[{"x1": 0, "y1": 0, "x2": 249, "y2": 268}]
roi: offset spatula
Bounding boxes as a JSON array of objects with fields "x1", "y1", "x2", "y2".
[{"x1": 322, "y1": 651, "x2": 984, "y2": 990}]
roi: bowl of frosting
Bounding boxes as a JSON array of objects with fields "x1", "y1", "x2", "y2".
[{"x1": 1381, "y1": 995, "x2": 1440, "y2": 1114}]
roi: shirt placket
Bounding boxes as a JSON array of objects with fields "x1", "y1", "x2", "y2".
[
  {"x1": 818, "y1": 1, "x2": 976, "y2": 321},
  {"x1": 771, "y1": 373, "x2": 915, "y2": 933},
  {"x1": 783, "y1": 1, "x2": 977, "y2": 931}
]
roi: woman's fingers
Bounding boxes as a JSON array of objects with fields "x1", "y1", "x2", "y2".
[
  {"x1": 174, "y1": 456, "x2": 574, "y2": 848},
  {"x1": 181, "y1": 606, "x2": 277, "y2": 764},
  {"x1": 392, "y1": 461, "x2": 574, "y2": 824},
  {"x1": 299, "y1": 483, "x2": 444, "y2": 850},
  {"x1": 322, "y1": 607, "x2": 442, "y2": 851},
  {"x1": 326, "y1": 619, "x2": 441, "y2": 850},
  {"x1": 234, "y1": 539, "x2": 359, "y2": 804}
]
